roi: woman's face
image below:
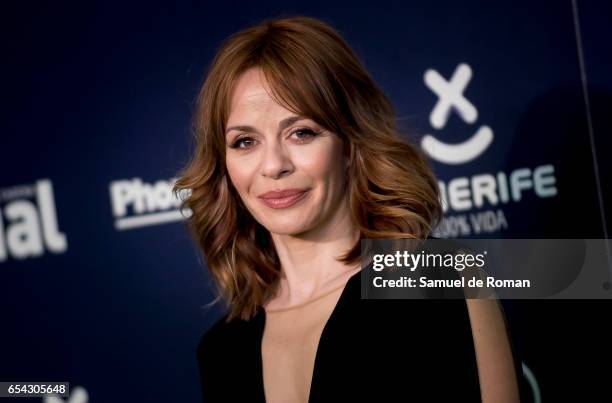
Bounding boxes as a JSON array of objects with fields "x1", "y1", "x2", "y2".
[{"x1": 225, "y1": 67, "x2": 349, "y2": 236}]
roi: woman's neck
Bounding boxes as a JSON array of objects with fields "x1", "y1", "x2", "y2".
[{"x1": 267, "y1": 206, "x2": 360, "y2": 309}]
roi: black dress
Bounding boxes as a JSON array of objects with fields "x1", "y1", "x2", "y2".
[{"x1": 196, "y1": 265, "x2": 525, "y2": 402}]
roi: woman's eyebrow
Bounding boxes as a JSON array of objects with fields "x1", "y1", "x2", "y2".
[
  {"x1": 225, "y1": 115, "x2": 307, "y2": 136},
  {"x1": 225, "y1": 124, "x2": 258, "y2": 136},
  {"x1": 278, "y1": 115, "x2": 305, "y2": 131}
]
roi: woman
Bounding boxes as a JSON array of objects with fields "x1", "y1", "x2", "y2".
[{"x1": 174, "y1": 16, "x2": 522, "y2": 403}]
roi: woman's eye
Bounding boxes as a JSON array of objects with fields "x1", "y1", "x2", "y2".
[
  {"x1": 230, "y1": 137, "x2": 256, "y2": 149},
  {"x1": 290, "y1": 128, "x2": 318, "y2": 142}
]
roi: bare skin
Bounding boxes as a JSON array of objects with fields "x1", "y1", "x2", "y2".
[{"x1": 466, "y1": 298, "x2": 521, "y2": 403}]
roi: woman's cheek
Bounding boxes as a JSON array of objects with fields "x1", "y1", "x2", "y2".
[
  {"x1": 226, "y1": 161, "x2": 250, "y2": 197},
  {"x1": 293, "y1": 145, "x2": 335, "y2": 175}
]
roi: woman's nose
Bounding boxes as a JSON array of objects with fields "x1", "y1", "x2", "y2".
[{"x1": 260, "y1": 140, "x2": 293, "y2": 179}]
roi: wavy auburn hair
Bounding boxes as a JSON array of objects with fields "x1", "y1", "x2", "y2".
[{"x1": 173, "y1": 16, "x2": 442, "y2": 321}]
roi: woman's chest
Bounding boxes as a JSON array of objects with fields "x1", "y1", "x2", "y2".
[
  {"x1": 261, "y1": 321, "x2": 324, "y2": 402},
  {"x1": 260, "y1": 289, "x2": 343, "y2": 403}
]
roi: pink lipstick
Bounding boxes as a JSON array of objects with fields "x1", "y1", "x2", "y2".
[{"x1": 258, "y1": 189, "x2": 309, "y2": 209}]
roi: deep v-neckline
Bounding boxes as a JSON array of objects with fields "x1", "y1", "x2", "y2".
[{"x1": 257, "y1": 270, "x2": 360, "y2": 402}]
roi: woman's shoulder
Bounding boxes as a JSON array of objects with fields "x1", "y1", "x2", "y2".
[
  {"x1": 195, "y1": 311, "x2": 265, "y2": 401},
  {"x1": 196, "y1": 314, "x2": 229, "y2": 358},
  {"x1": 196, "y1": 310, "x2": 262, "y2": 361},
  {"x1": 196, "y1": 313, "x2": 258, "y2": 395}
]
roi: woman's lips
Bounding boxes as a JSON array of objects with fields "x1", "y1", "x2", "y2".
[{"x1": 258, "y1": 189, "x2": 308, "y2": 209}]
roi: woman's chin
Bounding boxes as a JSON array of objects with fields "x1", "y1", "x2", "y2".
[{"x1": 262, "y1": 220, "x2": 313, "y2": 236}]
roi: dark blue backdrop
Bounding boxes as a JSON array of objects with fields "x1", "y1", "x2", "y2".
[{"x1": 1, "y1": 1, "x2": 611, "y2": 402}]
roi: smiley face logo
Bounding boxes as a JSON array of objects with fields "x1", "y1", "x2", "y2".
[{"x1": 421, "y1": 63, "x2": 493, "y2": 165}]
